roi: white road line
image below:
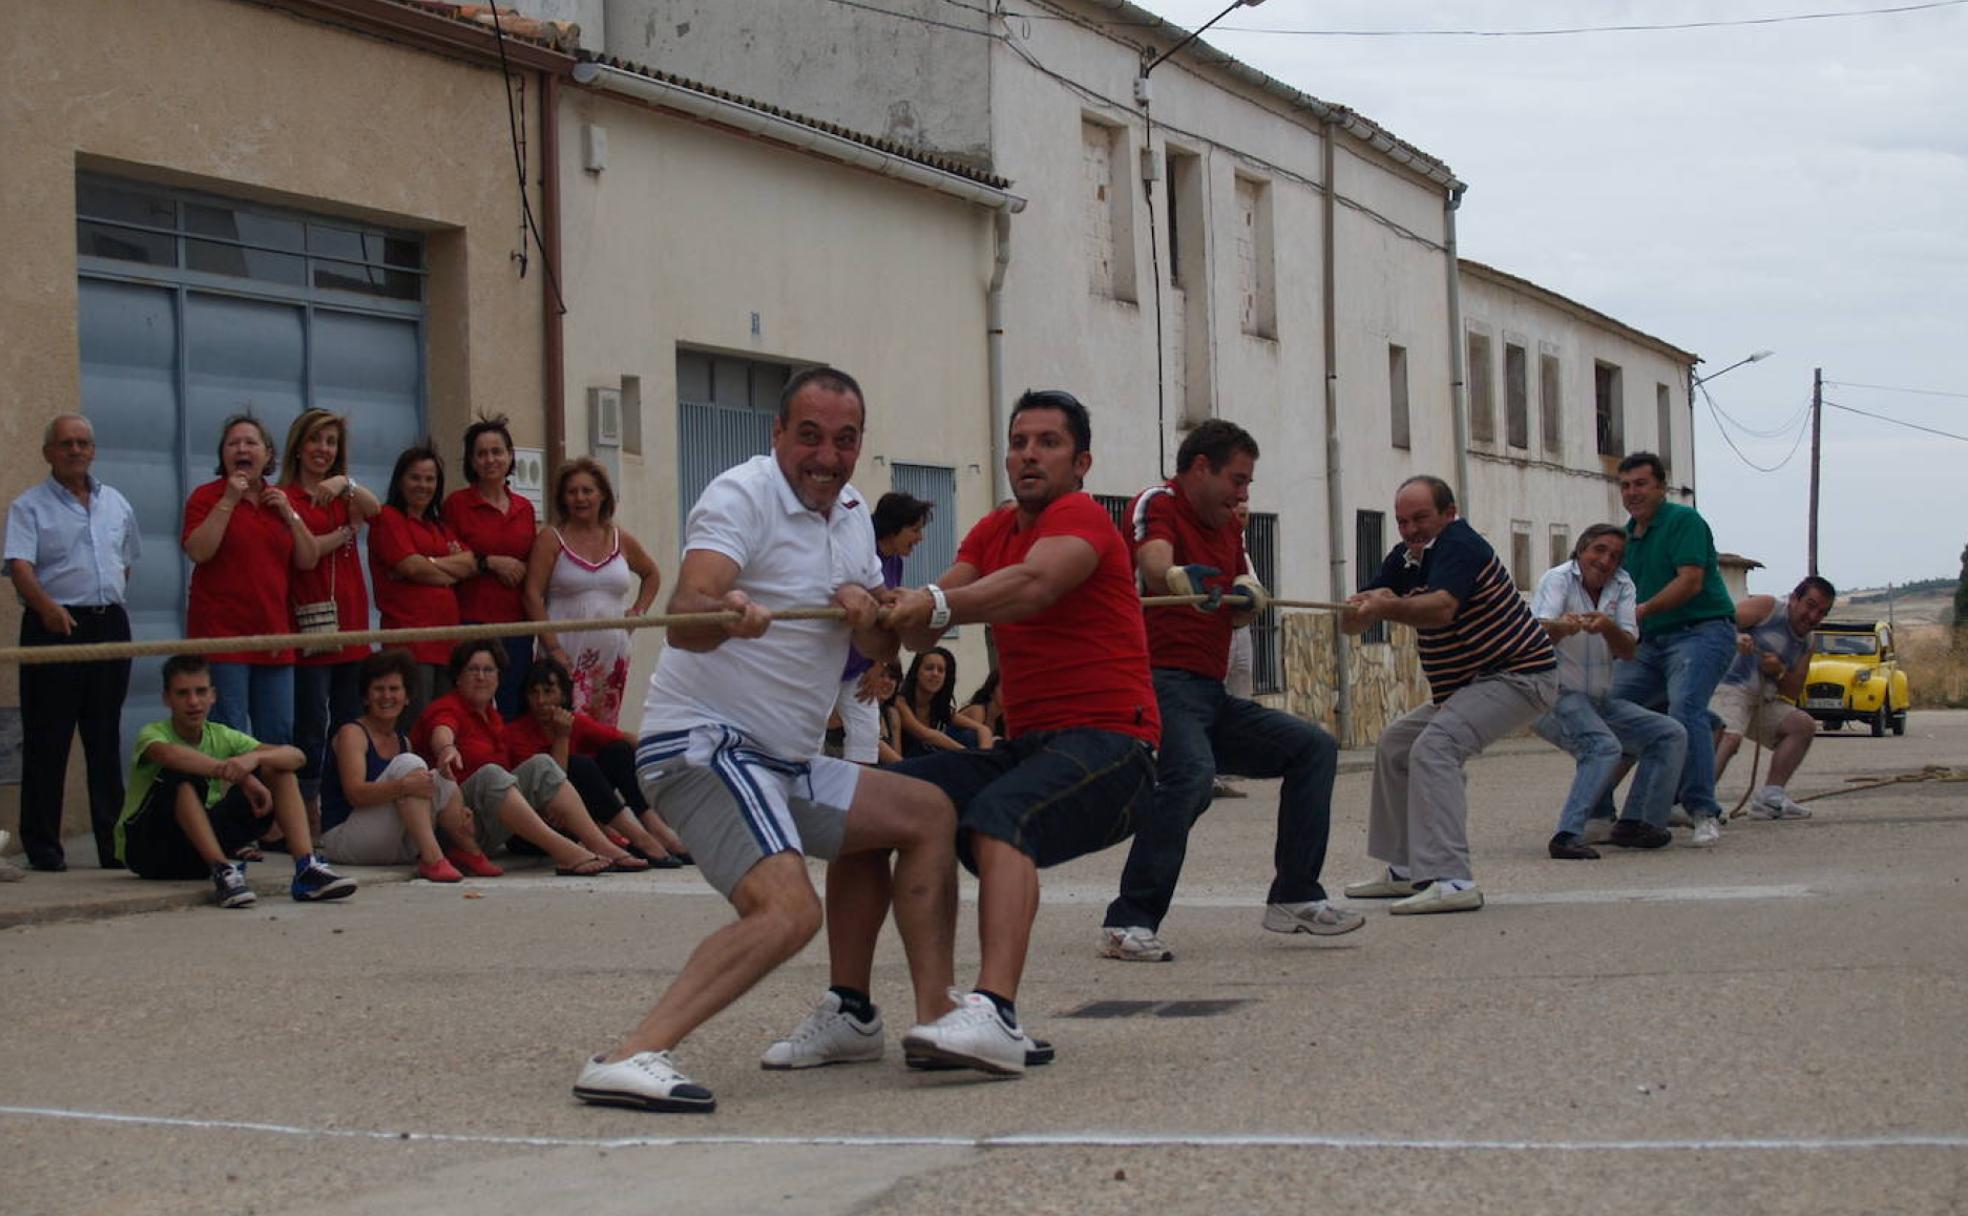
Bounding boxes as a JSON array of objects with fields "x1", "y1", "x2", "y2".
[
  {"x1": 1, "y1": 1105, "x2": 1959, "y2": 1152},
  {"x1": 439, "y1": 877, "x2": 1819, "y2": 909}
]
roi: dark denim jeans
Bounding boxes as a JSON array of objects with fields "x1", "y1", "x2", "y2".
[
  {"x1": 893, "y1": 727, "x2": 1156, "y2": 873},
  {"x1": 1103, "y1": 668, "x2": 1340, "y2": 931},
  {"x1": 1597, "y1": 616, "x2": 1737, "y2": 820},
  {"x1": 294, "y1": 661, "x2": 364, "y2": 796}
]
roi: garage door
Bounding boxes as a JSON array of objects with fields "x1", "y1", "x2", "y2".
[{"x1": 73, "y1": 174, "x2": 426, "y2": 749}]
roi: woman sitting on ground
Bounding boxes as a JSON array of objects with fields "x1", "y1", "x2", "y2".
[
  {"x1": 504, "y1": 658, "x2": 689, "y2": 867},
  {"x1": 317, "y1": 649, "x2": 496, "y2": 883},
  {"x1": 952, "y1": 669, "x2": 1003, "y2": 752},
  {"x1": 871, "y1": 659, "x2": 905, "y2": 766},
  {"x1": 411, "y1": 640, "x2": 649, "y2": 876},
  {"x1": 896, "y1": 646, "x2": 978, "y2": 757}
]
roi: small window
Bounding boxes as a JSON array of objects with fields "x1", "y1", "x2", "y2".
[
  {"x1": 1244, "y1": 510, "x2": 1283, "y2": 692},
  {"x1": 1540, "y1": 350, "x2": 1562, "y2": 457},
  {"x1": 1081, "y1": 118, "x2": 1136, "y2": 302},
  {"x1": 1510, "y1": 521, "x2": 1534, "y2": 591},
  {"x1": 890, "y1": 463, "x2": 958, "y2": 589},
  {"x1": 1467, "y1": 331, "x2": 1495, "y2": 444},
  {"x1": 1355, "y1": 509, "x2": 1389, "y2": 645},
  {"x1": 1505, "y1": 342, "x2": 1529, "y2": 449},
  {"x1": 1656, "y1": 383, "x2": 1673, "y2": 479},
  {"x1": 1595, "y1": 361, "x2": 1625, "y2": 457},
  {"x1": 1234, "y1": 175, "x2": 1276, "y2": 339},
  {"x1": 1389, "y1": 344, "x2": 1411, "y2": 450},
  {"x1": 1549, "y1": 525, "x2": 1572, "y2": 571}
]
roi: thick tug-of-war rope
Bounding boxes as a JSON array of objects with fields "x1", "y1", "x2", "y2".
[{"x1": 0, "y1": 594, "x2": 1353, "y2": 668}]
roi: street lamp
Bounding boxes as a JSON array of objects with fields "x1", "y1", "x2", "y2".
[
  {"x1": 1136, "y1": 0, "x2": 1267, "y2": 100},
  {"x1": 1692, "y1": 348, "x2": 1773, "y2": 387}
]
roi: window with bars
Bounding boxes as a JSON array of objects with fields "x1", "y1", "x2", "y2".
[
  {"x1": 889, "y1": 463, "x2": 957, "y2": 588},
  {"x1": 1355, "y1": 509, "x2": 1389, "y2": 644},
  {"x1": 675, "y1": 350, "x2": 791, "y2": 538},
  {"x1": 1243, "y1": 511, "x2": 1282, "y2": 694}
]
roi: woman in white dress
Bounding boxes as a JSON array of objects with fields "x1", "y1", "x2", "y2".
[{"x1": 523, "y1": 458, "x2": 660, "y2": 727}]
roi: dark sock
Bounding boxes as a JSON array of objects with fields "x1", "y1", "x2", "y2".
[
  {"x1": 975, "y1": 988, "x2": 1017, "y2": 1027},
  {"x1": 829, "y1": 985, "x2": 877, "y2": 1024}
]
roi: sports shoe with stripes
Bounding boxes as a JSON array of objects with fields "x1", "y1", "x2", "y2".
[
  {"x1": 212, "y1": 863, "x2": 256, "y2": 909},
  {"x1": 761, "y1": 991, "x2": 885, "y2": 1069},
  {"x1": 1263, "y1": 900, "x2": 1365, "y2": 936},
  {"x1": 290, "y1": 860, "x2": 356, "y2": 902},
  {"x1": 1098, "y1": 925, "x2": 1173, "y2": 962}
]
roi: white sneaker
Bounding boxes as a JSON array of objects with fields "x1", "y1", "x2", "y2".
[
  {"x1": 1580, "y1": 819, "x2": 1615, "y2": 846},
  {"x1": 1748, "y1": 788, "x2": 1812, "y2": 820},
  {"x1": 760, "y1": 992, "x2": 885, "y2": 1070},
  {"x1": 1388, "y1": 882, "x2": 1484, "y2": 915},
  {"x1": 573, "y1": 1050, "x2": 716, "y2": 1113},
  {"x1": 1263, "y1": 900, "x2": 1365, "y2": 937},
  {"x1": 1098, "y1": 925, "x2": 1173, "y2": 962},
  {"x1": 901, "y1": 990, "x2": 1028, "y2": 1076},
  {"x1": 1690, "y1": 817, "x2": 1723, "y2": 847}
]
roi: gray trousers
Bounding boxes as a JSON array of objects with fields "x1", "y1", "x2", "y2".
[{"x1": 1368, "y1": 669, "x2": 1558, "y2": 883}]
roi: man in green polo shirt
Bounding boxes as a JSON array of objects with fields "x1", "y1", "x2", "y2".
[{"x1": 1601, "y1": 452, "x2": 1738, "y2": 846}]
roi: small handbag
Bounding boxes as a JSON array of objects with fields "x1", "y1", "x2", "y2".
[{"x1": 294, "y1": 514, "x2": 343, "y2": 656}]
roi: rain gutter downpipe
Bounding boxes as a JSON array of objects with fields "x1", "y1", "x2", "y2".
[
  {"x1": 1322, "y1": 120, "x2": 1351, "y2": 745},
  {"x1": 1445, "y1": 182, "x2": 1471, "y2": 519},
  {"x1": 542, "y1": 69, "x2": 566, "y2": 474},
  {"x1": 988, "y1": 210, "x2": 1015, "y2": 503}
]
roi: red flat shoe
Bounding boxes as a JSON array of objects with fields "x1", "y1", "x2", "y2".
[
  {"x1": 444, "y1": 849, "x2": 504, "y2": 878},
  {"x1": 417, "y1": 857, "x2": 464, "y2": 883}
]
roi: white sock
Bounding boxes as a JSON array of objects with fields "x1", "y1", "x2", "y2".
[
  {"x1": 1433, "y1": 878, "x2": 1474, "y2": 893},
  {"x1": 1757, "y1": 784, "x2": 1782, "y2": 801}
]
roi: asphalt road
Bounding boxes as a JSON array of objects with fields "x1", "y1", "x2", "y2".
[{"x1": 4, "y1": 712, "x2": 1964, "y2": 1215}]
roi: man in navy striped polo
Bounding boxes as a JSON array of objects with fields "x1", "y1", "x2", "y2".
[{"x1": 1340, "y1": 476, "x2": 1558, "y2": 914}]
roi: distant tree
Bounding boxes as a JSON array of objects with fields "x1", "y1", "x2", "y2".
[{"x1": 1956, "y1": 542, "x2": 1968, "y2": 639}]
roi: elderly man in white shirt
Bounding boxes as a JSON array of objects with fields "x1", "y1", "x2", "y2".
[
  {"x1": 4, "y1": 414, "x2": 140, "y2": 871},
  {"x1": 1530, "y1": 524, "x2": 1686, "y2": 859}
]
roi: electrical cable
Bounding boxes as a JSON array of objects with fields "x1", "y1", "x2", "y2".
[
  {"x1": 818, "y1": 0, "x2": 1006, "y2": 37},
  {"x1": 1007, "y1": 0, "x2": 1968, "y2": 37},
  {"x1": 488, "y1": 7, "x2": 568, "y2": 316},
  {"x1": 1704, "y1": 389, "x2": 1812, "y2": 439},
  {"x1": 1821, "y1": 400, "x2": 1968, "y2": 443},
  {"x1": 1698, "y1": 382, "x2": 1810, "y2": 472},
  {"x1": 1824, "y1": 380, "x2": 1968, "y2": 401}
]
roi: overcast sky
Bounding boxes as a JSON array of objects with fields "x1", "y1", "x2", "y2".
[{"x1": 1129, "y1": 0, "x2": 1968, "y2": 596}]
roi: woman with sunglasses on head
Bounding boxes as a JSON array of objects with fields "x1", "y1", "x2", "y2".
[
  {"x1": 279, "y1": 408, "x2": 380, "y2": 827},
  {"x1": 443, "y1": 415, "x2": 537, "y2": 717},
  {"x1": 505, "y1": 657, "x2": 688, "y2": 867}
]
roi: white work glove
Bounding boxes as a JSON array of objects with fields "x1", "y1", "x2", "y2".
[{"x1": 1224, "y1": 574, "x2": 1270, "y2": 616}]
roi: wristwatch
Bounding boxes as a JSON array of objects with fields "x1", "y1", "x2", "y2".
[{"x1": 924, "y1": 583, "x2": 951, "y2": 630}]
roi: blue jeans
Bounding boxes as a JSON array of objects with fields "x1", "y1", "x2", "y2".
[
  {"x1": 208, "y1": 662, "x2": 296, "y2": 747},
  {"x1": 1103, "y1": 669, "x2": 1339, "y2": 930},
  {"x1": 293, "y1": 662, "x2": 364, "y2": 795},
  {"x1": 1535, "y1": 690, "x2": 1687, "y2": 834},
  {"x1": 893, "y1": 727, "x2": 1156, "y2": 873},
  {"x1": 1597, "y1": 617, "x2": 1736, "y2": 820}
]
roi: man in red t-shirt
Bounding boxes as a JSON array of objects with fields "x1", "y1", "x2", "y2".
[
  {"x1": 772, "y1": 389, "x2": 1159, "y2": 1078},
  {"x1": 1099, "y1": 420, "x2": 1360, "y2": 965}
]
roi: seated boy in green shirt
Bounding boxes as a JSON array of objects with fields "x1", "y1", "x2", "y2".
[{"x1": 114, "y1": 654, "x2": 357, "y2": 909}]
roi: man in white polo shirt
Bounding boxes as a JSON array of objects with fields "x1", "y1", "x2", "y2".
[{"x1": 572, "y1": 367, "x2": 960, "y2": 1115}]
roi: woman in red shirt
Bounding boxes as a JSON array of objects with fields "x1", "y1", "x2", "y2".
[
  {"x1": 442, "y1": 415, "x2": 537, "y2": 718},
  {"x1": 506, "y1": 657, "x2": 687, "y2": 867},
  {"x1": 280, "y1": 408, "x2": 380, "y2": 820},
  {"x1": 182, "y1": 414, "x2": 320, "y2": 744},
  {"x1": 410, "y1": 641, "x2": 648, "y2": 876},
  {"x1": 368, "y1": 443, "x2": 475, "y2": 712}
]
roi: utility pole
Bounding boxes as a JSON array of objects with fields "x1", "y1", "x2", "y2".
[{"x1": 1808, "y1": 366, "x2": 1822, "y2": 577}]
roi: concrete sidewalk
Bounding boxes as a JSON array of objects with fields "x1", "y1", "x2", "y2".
[{"x1": 0, "y1": 733, "x2": 1533, "y2": 929}]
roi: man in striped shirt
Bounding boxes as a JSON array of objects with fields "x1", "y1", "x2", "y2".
[{"x1": 1340, "y1": 476, "x2": 1558, "y2": 914}]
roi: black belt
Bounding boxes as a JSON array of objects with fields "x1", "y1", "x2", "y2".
[{"x1": 60, "y1": 604, "x2": 123, "y2": 616}]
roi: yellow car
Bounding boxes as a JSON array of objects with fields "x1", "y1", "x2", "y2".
[{"x1": 1803, "y1": 620, "x2": 1910, "y2": 737}]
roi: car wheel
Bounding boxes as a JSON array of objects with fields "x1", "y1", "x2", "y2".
[
  {"x1": 1870, "y1": 702, "x2": 1887, "y2": 737},
  {"x1": 1892, "y1": 706, "x2": 1908, "y2": 736}
]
